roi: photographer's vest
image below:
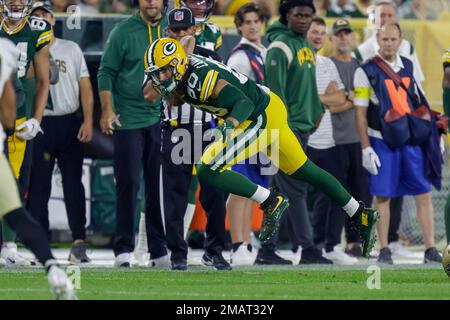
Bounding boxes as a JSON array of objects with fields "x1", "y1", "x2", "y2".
[{"x1": 361, "y1": 56, "x2": 417, "y2": 134}]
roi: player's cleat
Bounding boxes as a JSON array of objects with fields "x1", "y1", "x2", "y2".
[
  {"x1": 424, "y1": 247, "x2": 442, "y2": 264},
  {"x1": 377, "y1": 247, "x2": 393, "y2": 264},
  {"x1": 0, "y1": 242, "x2": 35, "y2": 266},
  {"x1": 68, "y1": 242, "x2": 91, "y2": 264},
  {"x1": 322, "y1": 246, "x2": 358, "y2": 265},
  {"x1": 47, "y1": 265, "x2": 77, "y2": 300},
  {"x1": 114, "y1": 252, "x2": 132, "y2": 267},
  {"x1": 259, "y1": 192, "x2": 289, "y2": 243},
  {"x1": 349, "y1": 202, "x2": 380, "y2": 258},
  {"x1": 254, "y1": 249, "x2": 292, "y2": 265},
  {"x1": 148, "y1": 254, "x2": 171, "y2": 269},
  {"x1": 171, "y1": 259, "x2": 188, "y2": 271},
  {"x1": 201, "y1": 252, "x2": 232, "y2": 270},
  {"x1": 230, "y1": 243, "x2": 255, "y2": 266},
  {"x1": 299, "y1": 247, "x2": 333, "y2": 264}
]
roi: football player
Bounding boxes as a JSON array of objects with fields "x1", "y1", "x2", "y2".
[
  {"x1": 143, "y1": 38, "x2": 380, "y2": 257},
  {"x1": 177, "y1": 0, "x2": 222, "y2": 52},
  {"x1": 0, "y1": 0, "x2": 53, "y2": 265}
]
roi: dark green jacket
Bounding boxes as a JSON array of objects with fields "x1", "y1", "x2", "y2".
[
  {"x1": 98, "y1": 12, "x2": 168, "y2": 129},
  {"x1": 264, "y1": 20, "x2": 323, "y2": 133}
]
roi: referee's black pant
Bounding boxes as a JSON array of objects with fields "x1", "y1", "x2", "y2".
[
  {"x1": 28, "y1": 113, "x2": 86, "y2": 241},
  {"x1": 112, "y1": 122, "x2": 166, "y2": 258},
  {"x1": 161, "y1": 122, "x2": 227, "y2": 262}
]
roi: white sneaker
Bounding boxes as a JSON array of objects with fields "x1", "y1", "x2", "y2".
[
  {"x1": 389, "y1": 241, "x2": 416, "y2": 258},
  {"x1": 231, "y1": 243, "x2": 255, "y2": 266},
  {"x1": 148, "y1": 254, "x2": 171, "y2": 269},
  {"x1": 47, "y1": 265, "x2": 77, "y2": 300},
  {"x1": 323, "y1": 246, "x2": 359, "y2": 265},
  {"x1": 114, "y1": 252, "x2": 132, "y2": 267},
  {"x1": 293, "y1": 246, "x2": 302, "y2": 265},
  {"x1": 1, "y1": 242, "x2": 34, "y2": 266}
]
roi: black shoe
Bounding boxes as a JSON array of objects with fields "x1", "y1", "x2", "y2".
[
  {"x1": 201, "y1": 253, "x2": 232, "y2": 270},
  {"x1": 68, "y1": 241, "x2": 91, "y2": 264},
  {"x1": 345, "y1": 243, "x2": 363, "y2": 258},
  {"x1": 254, "y1": 249, "x2": 292, "y2": 265},
  {"x1": 299, "y1": 248, "x2": 333, "y2": 264},
  {"x1": 377, "y1": 247, "x2": 393, "y2": 264},
  {"x1": 424, "y1": 247, "x2": 442, "y2": 264},
  {"x1": 171, "y1": 260, "x2": 188, "y2": 271}
]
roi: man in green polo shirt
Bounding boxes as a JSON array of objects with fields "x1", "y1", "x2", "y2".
[{"x1": 97, "y1": 0, "x2": 169, "y2": 268}]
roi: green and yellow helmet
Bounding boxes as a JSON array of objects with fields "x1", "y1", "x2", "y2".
[{"x1": 144, "y1": 38, "x2": 188, "y2": 96}]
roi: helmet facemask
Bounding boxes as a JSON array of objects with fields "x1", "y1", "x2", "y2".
[{"x1": 0, "y1": 0, "x2": 33, "y2": 21}]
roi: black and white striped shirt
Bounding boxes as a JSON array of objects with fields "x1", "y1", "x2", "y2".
[{"x1": 161, "y1": 45, "x2": 222, "y2": 126}]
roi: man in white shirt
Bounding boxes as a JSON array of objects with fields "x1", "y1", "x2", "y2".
[
  {"x1": 353, "y1": 0, "x2": 424, "y2": 84},
  {"x1": 307, "y1": 17, "x2": 358, "y2": 265},
  {"x1": 28, "y1": 1, "x2": 94, "y2": 264},
  {"x1": 354, "y1": 23, "x2": 442, "y2": 264}
]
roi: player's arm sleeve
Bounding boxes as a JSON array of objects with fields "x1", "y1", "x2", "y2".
[
  {"x1": 215, "y1": 83, "x2": 256, "y2": 124},
  {"x1": 214, "y1": 29, "x2": 223, "y2": 51},
  {"x1": 97, "y1": 28, "x2": 124, "y2": 92},
  {"x1": 264, "y1": 43, "x2": 290, "y2": 106},
  {"x1": 35, "y1": 21, "x2": 53, "y2": 52},
  {"x1": 353, "y1": 67, "x2": 371, "y2": 108}
]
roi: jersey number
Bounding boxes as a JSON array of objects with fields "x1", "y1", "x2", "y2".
[
  {"x1": 16, "y1": 42, "x2": 28, "y2": 79},
  {"x1": 29, "y1": 18, "x2": 47, "y2": 31}
]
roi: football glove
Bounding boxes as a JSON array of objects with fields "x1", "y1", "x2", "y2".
[
  {"x1": 362, "y1": 146, "x2": 381, "y2": 175},
  {"x1": 15, "y1": 118, "x2": 43, "y2": 140}
]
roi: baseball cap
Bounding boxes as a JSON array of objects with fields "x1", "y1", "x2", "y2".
[
  {"x1": 168, "y1": 7, "x2": 195, "y2": 30},
  {"x1": 332, "y1": 19, "x2": 353, "y2": 35},
  {"x1": 31, "y1": 0, "x2": 54, "y2": 15}
]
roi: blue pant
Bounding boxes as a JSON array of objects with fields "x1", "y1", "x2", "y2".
[{"x1": 369, "y1": 137, "x2": 430, "y2": 198}]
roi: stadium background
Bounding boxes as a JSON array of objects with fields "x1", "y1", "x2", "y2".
[{"x1": 47, "y1": 13, "x2": 450, "y2": 247}]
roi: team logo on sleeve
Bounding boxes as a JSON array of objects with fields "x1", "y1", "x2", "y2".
[{"x1": 163, "y1": 42, "x2": 177, "y2": 56}]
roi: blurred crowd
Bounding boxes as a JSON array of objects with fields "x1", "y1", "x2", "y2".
[{"x1": 36, "y1": 0, "x2": 450, "y2": 20}]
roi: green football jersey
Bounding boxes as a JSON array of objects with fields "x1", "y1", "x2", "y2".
[
  {"x1": 0, "y1": 16, "x2": 53, "y2": 80},
  {"x1": 180, "y1": 54, "x2": 269, "y2": 120},
  {"x1": 195, "y1": 22, "x2": 222, "y2": 52},
  {"x1": 0, "y1": 16, "x2": 53, "y2": 118}
]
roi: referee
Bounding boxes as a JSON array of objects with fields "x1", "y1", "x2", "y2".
[
  {"x1": 28, "y1": 2, "x2": 94, "y2": 264},
  {"x1": 159, "y1": 7, "x2": 230, "y2": 271}
]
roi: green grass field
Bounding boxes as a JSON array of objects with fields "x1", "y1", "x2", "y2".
[{"x1": 0, "y1": 265, "x2": 449, "y2": 300}]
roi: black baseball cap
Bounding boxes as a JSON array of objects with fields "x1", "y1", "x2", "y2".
[
  {"x1": 168, "y1": 7, "x2": 195, "y2": 30},
  {"x1": 31, "y1": 1, "x2": 54, "y2": 15},
  {"x1": 332, "y1": 19, "x2": 353, "y2": 35}
]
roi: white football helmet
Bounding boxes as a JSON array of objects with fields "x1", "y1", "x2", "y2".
[{"x1": 0, "y1": 0, "x2": 33, "y2": 21}]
